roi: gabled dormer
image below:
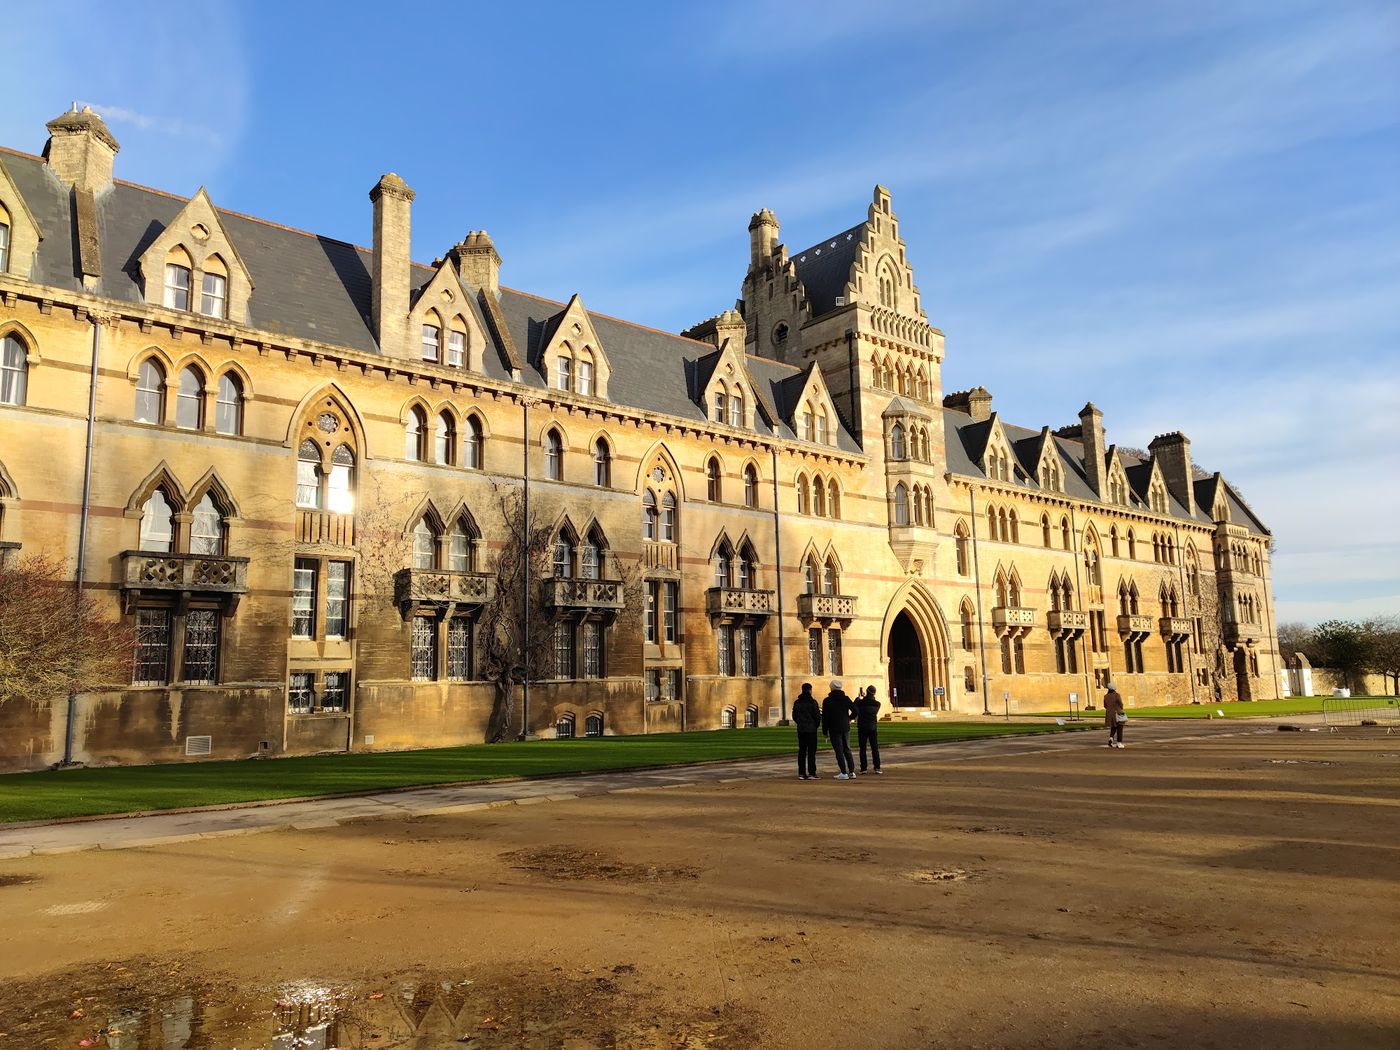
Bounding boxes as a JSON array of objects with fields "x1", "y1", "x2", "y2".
[
  {"x1": 1104, "y1": 447, "x2": 1130, "y2": 505},
  {"x1": 788, "y1": 363, "x2": 839, "y2": 446},
  {"x1": 1198, "y1": 474, "x2": 1230, "y2": 523},
  {"x1": 0, "y1": 158, "x2": 42, "y2": 280},
  {"x1": 537, "y1": 294, "x2": 611, "y2": 400},
  {"x1": 1031, "y1": 427, "x2": 1065, "y2": 493},
  {"x1": 1144, "y1": 458, "x2": 1170, "y2": 515},
  {"x1": 137, "y1": 188, "x2": 252, "y2": 323},
  {"x1": 980, "y1": 414, "x2": 1015, "y2": 483},
  {"x1": 408, "y1": 257, "x2": 490, "y2": 372},
  {"x1": 696, "y1": 336, "x2": 758, "y2": 430}
]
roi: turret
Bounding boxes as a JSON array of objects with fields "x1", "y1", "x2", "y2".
[{"x1": 748, "y1": 208, "x2": 778, "y2": 271}]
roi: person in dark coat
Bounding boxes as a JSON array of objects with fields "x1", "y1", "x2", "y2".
[
  {"x1": 1103, "y1": 683, "x2": 1126, "y2": 748},
  {"x1": 821, "y1": 679, "x2": 858, "y2": 779},
  {"x1": 855, "y1": 685, "x2": 883, "y2": 773},
  {"x1": 790, "y1": 683, "x2": 821, "y2": 780}
]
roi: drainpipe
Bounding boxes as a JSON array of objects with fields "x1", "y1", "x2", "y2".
[
  {"x1": 770, "y1": 447, "x2": 789, "y2": 724},
  {"x1": 61, "y1": 313, "x2": 103, "y2": 768},
  {"x1": 1069, "y1": 505, "x2": 1093, "y2": 714},
  {"x1": 521, "y1": 398, "x2": 531, "y2": 740},
  {"x1": 968, "y1": 486, "x2": 991, "y2": 715},
  {"x1": 844, "y1": 329, "x2": 860, "y2": 450},
  {"x1": 1172, "y1": 522, "x2": 1198, "y2": 704}
]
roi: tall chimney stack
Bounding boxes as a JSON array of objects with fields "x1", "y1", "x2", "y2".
[
  {"x1": 449, "y1": 230, "x2": 501, "y2": 296},
  {"x1": 369, "y1": 173, "x2": 415, "y2": 356},
  {"x1": 43, "y1": 105, "x2": 119, "y2": 193},
  {"x1": 1148, "y1": 431, "x2": 1196, "y2": 516},
  {"x1": 1079, "y1": 402, "x2": 1106, "y2": 497}
]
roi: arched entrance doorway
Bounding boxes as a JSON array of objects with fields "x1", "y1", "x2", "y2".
[{"x1": 888, "y1": 612, "x2": 926, "y2": 708}]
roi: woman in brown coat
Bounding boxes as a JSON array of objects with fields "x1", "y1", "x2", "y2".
[{"x1": 1103, "y1": 684, "x2": 1126, "y2": 748}]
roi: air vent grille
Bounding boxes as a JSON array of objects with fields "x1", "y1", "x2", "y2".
[{"x1": 185, "y1": 735, "x2": 212, "y2": 757}]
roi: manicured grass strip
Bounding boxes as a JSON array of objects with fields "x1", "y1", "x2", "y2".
[
  {"x1": 0, "y1": 722, "x2": 1085, "y2": 824},
  {"x1": 1044, "y1": 697, "x2": 1396, "y2": 720}
]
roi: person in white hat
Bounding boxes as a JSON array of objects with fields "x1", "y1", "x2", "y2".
[
  {"x1": 1103, "y1": 682, "x2": 1126, "y2": 748},
  {"x1": 821, "y1": 679, "x2": 858, "y2": 779}
]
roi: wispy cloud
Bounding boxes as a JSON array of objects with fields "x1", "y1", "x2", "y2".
[{"x1": 75, "y1": 101, "x2": 227, "y2": 149}]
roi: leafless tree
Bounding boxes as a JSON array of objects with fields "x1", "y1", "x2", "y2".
[
  {"x1": 0, "y1": 554, "x2": 135, "y2": 704},
  {"x1": 1364, "y1": 615, "x2": 1400, "y2": 695}
]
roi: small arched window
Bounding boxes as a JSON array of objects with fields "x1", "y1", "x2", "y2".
[
  {"x1": 163, "y1": 248, "x2": 193, "y2": 311},
  {"x1": 577, "y1": 349, "x2": 595, "y2": 396},
  {"x1": 555, "y1": 352, "x2": 573, "y2": 392},
  {"x1": 593, "y1": 439, "x2": 611, "y2": 487},
  {"x1": 406, "y1": 406, "x2": 427, "y2": 461},
  {"x1": 215, "y1": 373, "x2": 243, "y2": 435},
  {"x1": 1061, "y1": 517, "x2": 1072, "y2": 551},
  {"x1": 729, "y1": 389, "x2": 744, "y2": 428},
  {"x1": 737, "y1": 544, "x2": 756, "y2": 590},
  {"x1": 995, "y1": 573, "x2": 1009, "y2": 608},
  {"x1": 1041, "y1": 513, "x2": 1052, "y2": 548},
  {"x1": 815, "y1": 410, "x2": 829, "y2": 445},
  {"x1": 823, "y1": 558, "x2": 838, "y2": 596},
  {"x1": 434, "y1": 411, "x2": 456, "y2": 465},
  {"x1": 135, "y1": 358, "x2": 165, "y2": 423},
  {"x1": 642, "y1": 491, "x2": 658, "y2": 540},
  {"x1": 296, "y1": 439, "x2": 322, "y2": 508},
  {"x1": 446, "y1": 325, "x2": 467, "y2": 368},
  {"x1": 796, "y1": 475, "x2": 810, "y2": 515},
  {"x1": 960, "y1": 602, "x2": 975, "y2": 650},
  {"x1": 585, "y1": 712, "x2": 604, "y2": 738},
  {"x1": 190, "y1": 493, "x2": 225, "y2": 555},
  {"x1": 803, "y1": 556, "x2": 816, "y2": 594},
  {"x1": 1127, "y1": 529, "x2": 1137, "y2": 560},
  {"x1": 743, "y1": 464, "x2": 759, "y2": 508},
  {"x1": 661, "y1": 493, "x2": 676, "y2": 541},
  {"x1": 545, "y1": 430, "x2": 563, "y2": 480},
  {"x1": 706, "y1": 457, "x2": 722, "y2": 502},
  {"x1": 893, "y1": 484, "x2": 909, "y2": 526},
  {"x1": 1009, "y1": 575, "x2": 1022, "y2": 607},
  {"x1": 0, "y1": 334, "x2": 28, "y2": 407},
  {"x1": 412, "y1": 517, "x2": 437, "y2": 570},
  {"x1": 1110, "y1": 525, "x2": 1120, "y2": 558},
  {"x1": 327, "y1": 444, "x2": 355, "y2": 513},
  {"x1": 175, "y1": 365, "x2": 204, "y2": 430},
  {"x1": 828, "y1": 479, "x2": 840, "y2": 519},
  {"x1": 139, "y1": 489, "x2": 175, "y2": 553},
  {"x1": 955, "y1": 523, "x2": 970, "y2": 576},
  {"x1": 420, "y1": 321, "x2": 441, "y2": 363},
  {"x1": 448, "y1": 519, "x2": 474, "y2": 571},
  {"x1": 553, "y1": 532, "x2": 575, "y2": 578},
  {"x1": 714, "y1": 542, "x2": 732, "y2": 589},
  {"x1": 890, "y1": 423, "x2": 906, "y2": 460},
  {"x1": 722, "y1": 706, "x2": 737, "y2": 729},
  {"x1": 0, "y1": 204, "x2": 10, "y2": 272},
  {"x1": 464, "y1": 415, "x2": 483, "y2": 470},
  {"x1": 581, "y1": 530, "x2": 604, "y2": 580},
  {"x1": 200, "y1": 255, "x2": 228, "y2": 318},
  {"x1": 813, "y1": 477, "x2": 827, "y2": 517}
]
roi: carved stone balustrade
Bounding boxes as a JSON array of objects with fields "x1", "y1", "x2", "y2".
[
  {"x1": 706, "y1": 587, "x2": 776, "y2": 617},
  {"x1": 394, "y1": 568, "x2": 496, "y2": 611},
  {"x1": 1117, "y1": 614, "x2": 1155, "y2": 637},
  {"x1": 992, "y1": 606, "x2": 1035, "y2": 636},
  {"x1": 1046, "y1": 609, "x2": 1088, "y2": 636},
  {"x1": 797, "y1": 592, "x2": 858, "y2": 621},
  {"x1": 1159, "y1": 616, "x2": 1193, "y2": 638},
  {"x1": 120, "y1": 551, "x2": 249, "y2": 611},
  {"x1": 543, "y1": 577, "x2": 625, "y2": 613}
]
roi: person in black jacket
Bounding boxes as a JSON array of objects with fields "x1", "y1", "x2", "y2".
[
  {"x1": 821, "y1": 679, "x2": 858, "y2": 780},
  {"x1": 855, "y1": 686, "x2": 882, "y2": 773},
  {"x1": 790, "y1": 683, "x2": 821, "y2": 780}
]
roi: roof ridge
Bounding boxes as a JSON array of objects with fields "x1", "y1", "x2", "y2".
[{"x1": 791, "y1": 222, "x2": 867, "y2": 262}]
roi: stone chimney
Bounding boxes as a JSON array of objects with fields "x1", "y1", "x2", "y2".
[
  {"x1": 449, "y1": 230, "x2": 501, "y2": 296},
  {"x1": 43, "y1": 105, "x2": 119, "y2": 193},
  {"x1": 943, "y1": 386, "x2": 992, "y2": 422},
  {"x1": 1148, "y1": 431, "x2": 1196, "y2": 515},
  {"x1": 1078, "y1": 402, "x2": 1106, "y2": 497},
  {"x1": 369, "y1": 173, "x2": 415, "y2": 356},
  {"x1": 713, "y1": 308, "x2": 747, "y2": 352},
  {"x1": 748, "y1": 209, "x2": 778, "y2": 271}
]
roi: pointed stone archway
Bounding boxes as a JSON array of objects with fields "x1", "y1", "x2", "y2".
[{"x1": 879, "y1": 581, "x2": 951, "y2": 710}]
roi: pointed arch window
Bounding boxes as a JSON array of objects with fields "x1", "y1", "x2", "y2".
[
  {"x1": 581, "y1": 529, "x2": 604, "y2": 580},
  {"x1": 1041, "y1": 513, "x2": 1052, "y2": 548},
  {"x1": 796, "y1": 475, "x2": 810, "y2": 515},
  {"x1": 464, "y1": 415, "x2": 483, "y2": 469},
  {"x1": 803, "y1": 556, "x2": 817, "y2": 594},
  {"x1": 327, "y1": 444, "x2": 355, "y2": 513},
  {"x1": 890, "y1": 422, "x2": 906, "y2": 460},
  {"x1": 434, "y1": 411, "x2": 456, "y2": 465},
  {"x1": 955, "y1": 523, "x2": 970, "y2": 576},
  {"x1": 135, "y1": 358, "x2": 165, "y2": 423},
  {"x1": 0, "y1": 334, "x2": 27, "y2": 407},
  {"x1": 714, "y1": 541, "x2": 732, "y2": 589},
  {"x1": 163, "y1": 249, "x2": 192, "y2": 311},
  {"x1": 593, "y1": 439, "x2": 611, "y2": 487},
  {"x1": 737, "y1": 544, "x2": 756, "y2": 590},
  {"x1": 815, "y1": 410, "x2": 829, "y2": 445},
  {"x1": 577, "y1": 349, "x2": 595, "y2": 396},
  {"x1": 823, "y1": 558, "x2": 838, "y2": 596},
  {"x1": 743, "y1": 464, "x2": 759, "y2": 508},
  {"x1": 412, "y1": 517, "x2": 437, "y2": 570},
  {"x1": 729, "y1": 389, "x2": 744, "y2": 428},
  {"x1": 175, "y1": 366, "x2": 205, "y2": 429},
  {"x1": 555, "y1": 352, "x2": 573, "y2": 392},
  {"x1": 813, "y1": 477, "x2": 827, "y2": 517},
  {"x1": 1009, "y1": 575, "x2": 1023, "y2": 607},
  {"x1": 190, "y1": 493, "x2": 226, "y2": 555},
  {"x1": 139, "y1": 489, "x2": 175, "y2": 553},
  {"x1": 448, "y1": 519, "x2": 474, "y2": 571},
  {"x1": 642, "y1": 491, "x2": 658, "y2": 540},
  {"x1": 553, "y1": 532, "x2": 575, "y2": 578},
  {"x1": 0, "y1": 206, "x2": 9, "y2": 272},
  {"x1": 660, "y1": 493, "x2": 676, "y2": 541},
  {"x1": 406, "y1": 406, "x2": 427, "y2": 461},
  {"x1": 544, "y1": 429, "x2": 563, "y2": 481},
  {"x1": 1110, "y1": 526, "x2": 1120, "y2": 558},
  {"x1": 200, "y1": 256, "x2": 228, "y2": 318},
  {"x1": 420, "y1": 322, "x2": 442, "y2": 363},
  {"x1": 446, "y1": 325, "x2": 467, "y2": 368},
  {"x1": 296, "y1": 440, "x2": 322, "y2": 509},
  {"x1": 1061, "y1": 517, "x2": 1072, "y2": 551},
  {"x1": 960, "y1": 602, "x2": 975, "y2": 650},
  {"x1": 1127, "y1": 528, "x2": 1137, "y2": 560},
  {"x1": 706, "y1": 457, "x2": 722, "y2": 502},
  {"x1": 893, "y1": 483, "x2": 909, "y2": 526},
  {"x1": 215, "y1": 373, "x2": 243, "y2": 435},
  {"x1": 828, "y1": 479, "x2": 840, "y2": 519}
]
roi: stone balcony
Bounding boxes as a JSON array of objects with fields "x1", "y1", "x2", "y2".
[
  {"x1": 1223, "y1": 620, "x2": 1261, "y2": 647},
  {"x1": 1046, "y1": 609, "x2": 1089, "y2": 635},
  {"x1": 543, "y1": 577, "x2": 625, "y2": 613},
  {"x1": 394, "y1": 568, "x2": 496, "y2": 609},
  {"x1": 797, "y1": 592, "x2": 858, "y2": 621},
  {"x1": 1117, "y1": 614, "x2": 1155, "y2": 636},
  {"x1": 296, "y1": 509, "x2": 354, "y2": 546},
  {"x1": 120, "y1": 551, "x2": 249, "y2": 608},
  {"x1": 1159, "y1": 616, "x2": 1193, "y2": 637},
  {"x1": 642, "y1": 540, "x2": 678, "y2": 572},
  {"x1": 706, "y1": 587, "x2": 777, "y2": 617},
  {"x1": 991, "y1": 606, "x2": 1036, "y2": 634}
]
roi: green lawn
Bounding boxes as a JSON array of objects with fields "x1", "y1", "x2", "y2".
[
  {"x1": 0, "y1": 721, "x2": 1088, "y2": 825},
  {"x1": 1046, "y1": 697, "x2": 1396, "y2": 720}
]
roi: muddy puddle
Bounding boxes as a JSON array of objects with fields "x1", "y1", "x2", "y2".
[{"x1": 0, "y1": 957, "x2": 757, "y2": 1049}]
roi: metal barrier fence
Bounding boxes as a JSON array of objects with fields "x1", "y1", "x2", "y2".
[{"x1": 1321, "y1": 697, "x2": 1400, "y2": 733}]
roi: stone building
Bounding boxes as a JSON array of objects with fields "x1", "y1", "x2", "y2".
[{"x1": 0, "y1": 107, "x2": 1281, "y2": 770}]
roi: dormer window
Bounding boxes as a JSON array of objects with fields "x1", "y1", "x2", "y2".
[
  {"x1": 728, "y1": 390, "x2": 743, "y2": 428},
  {"x1": 815, "y1": 411, "x2": 829, "y2": 445},
  {"x1": 556, "y1": 353, "x2": 573, "y2": 392},
  {"x1": 577, "y1": 350, "x2": 595, "y2": 396},
  {"x1": 446, "y1": 327, "x2": 466, "y2": 368},
  {"x1": 164, "y1": 250, "x2": 193, "y2": 311},
  {"x1": 802, "y1": 410, "x2": 813, "y2": 441},
  {"x1": 0, "y1": 205, "x2": 10, "y2": 272},
  {"x1": 421, "y1": 322, "x2": 441, "y2": 363},
  {"x1": 200, "y1": 256, "x2": 228, "y2": 318}
]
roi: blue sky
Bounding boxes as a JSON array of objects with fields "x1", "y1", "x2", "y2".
[{"x1": 4, "y1": 0, "x2": 1397, "y2": 624}]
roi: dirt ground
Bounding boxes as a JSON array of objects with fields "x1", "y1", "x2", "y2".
[{"x1": 2, "y1": 729, "x2": 1398, "y2": 1049}]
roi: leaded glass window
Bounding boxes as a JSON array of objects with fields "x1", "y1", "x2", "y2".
[
  {"x1": 139, "y1": 490, "x2": 175, "y2": 553},
  {"x1": 554, "y1": 621, "x2": 575, "y2": 679},
  {"x1": 663, "y1": 582, "x2": 677, "y2": 643},
  {"x1": 288, "y1": 672, "x2": 314, "y2": 713},
  {"x1": 190, "y1": 494, "x2": 224, "y2": 555},
  {"x1": 132, "y1": 609, "x2": 171, "y2": 685},
  {"x1": 738, "y1": 626, "x2": 756, "y2": 676},
  {"x1": 327, "y1": 445, "x2": 354, "y2": 513},
  {"x1": 411, "y1": 615, "x2": 437, "y2": 680},
  {"x1": 412, "y1": 519, "x2": 436, "y2": 570},
  {"x1": 0, "y1": 334, "x2": 26, "y2": 406},
  {"x1": 582, "y1": 621, "x2": 602, "y2": 679},
  {"x1": 182, "y1": 609, "x2": 220, "y2": 684},
  {"x1": 717, "y1": 625, "x2": 733, "y2": 676},
  {"x1": 321, "y1": 671, "x2": 348, "y2": 712},
  {"x1": 325, "y1": 561, "x2": 350, "y2": 639},
  {"x1": 296, "y1": 440, "x2": 321, "y2": 508},
  {"x1": 808, "y1": 628, "x2": 822, "y2": 674},
  {"x1": 447, "y1": 618, "x2": 472, "y2": 681},
  {"x1": 826, "y1": 630, "x2": 843, "y2": 676},
  {"x1": 292, "y1": 559, "x2": 317, "y2": 638},
  {"x1": 135, "y1": 359, "x2": 164, "y2": 423}
]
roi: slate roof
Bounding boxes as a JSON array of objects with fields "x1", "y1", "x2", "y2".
[
  {"x1": 791, "y1": 224, "x2": 863, "y2": 317},
  {"x1": 940, "y1": 406, "x2": 1268, "y2": 535},
  {"x1": 1, "y1": 147, "x2": 859, "y2": 452}
]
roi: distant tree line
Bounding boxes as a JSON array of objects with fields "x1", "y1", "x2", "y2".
[{"x1": 1277, "y1": 616, "x2": 1400, "y2": 695}]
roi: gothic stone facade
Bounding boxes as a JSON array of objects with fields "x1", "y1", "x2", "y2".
[{"x1": 0, "y1": 108, "x2": 1281, "y2": 770}]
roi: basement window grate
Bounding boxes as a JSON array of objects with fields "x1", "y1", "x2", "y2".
[{"x1": 185, "y1": 735, "x2": 212, "y2": 757}]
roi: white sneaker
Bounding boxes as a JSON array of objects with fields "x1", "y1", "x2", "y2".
[
  {"x1": 836, "y1": 773, "x2": 849, "y2": 780},
  {"x1": 1117, "y1": 742, "x2": 1126, "y2": 748}
]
